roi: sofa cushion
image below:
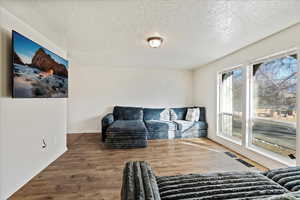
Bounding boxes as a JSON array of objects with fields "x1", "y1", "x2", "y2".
[
  {"x1": 113, "y1": 106, "x2": 143, "y2": 120},
  {"x1": 190, "y1": 121, "x2": 208, "y2": 130},
  {"x1": 265, "y1": 166, "x2": 300, "y2": 192},
  {"x1": 174, "y1": 120, "x2": 194, "y2": 132},
  {"x1": 170, "y1": 108, "x2": 188, "y2": 120},
  {"x1": 144, "y1": 120, "x2": 177, "y2": 132},
  {"x1": 174, "y1": 120, "x2": 208, "y2": 132},
  {"x1": 198, "y1": 107, "x2": 206, "y2": 122},
  {"x1": 156, "y1": 171, "x2": 288, "y2": 200},
  {"x1": 107, "y1": 120, "x2": 147, "y2": 133},
  {"x1": 143, "y1": 108, "x2": 170, "y2": 121}
]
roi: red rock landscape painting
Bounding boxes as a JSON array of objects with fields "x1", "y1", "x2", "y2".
[{"x1": 12, "y1": 31, "x2": 68, "y2": 98}]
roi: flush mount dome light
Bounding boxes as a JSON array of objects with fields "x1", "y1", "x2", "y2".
[{"x1": 147, "y1": 36, "x2": 163, "y2": 48}]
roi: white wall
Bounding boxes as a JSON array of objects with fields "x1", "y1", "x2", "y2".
[
  {"x1": 68, "y1": 64, "x2": 193, "y2": 133},
  {"x1": 193, "y1": 23, "x2": 300, "y2": 169},
  {"x1": 0, "y1": 8, "x2": 67, "y2": 200}
]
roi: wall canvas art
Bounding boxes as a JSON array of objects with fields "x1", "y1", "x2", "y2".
[{"x1": 12, "y1": 31, "x2": 68, "y2": 98}]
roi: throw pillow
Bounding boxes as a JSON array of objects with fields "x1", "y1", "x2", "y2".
[
  {"x1": 160, "y1": 109, "x2": 170, "y2": 121},
  {"x1": 170, "y1": 109, "x2": 178, "y2": 121},
  {"x1": 185, "y1": 108, "x2": 200, "y2": 121}
]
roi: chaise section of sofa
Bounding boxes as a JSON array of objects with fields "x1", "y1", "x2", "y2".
[
  {"x1": 121, "y1": 161, "x2": 300, "y2": 200},
  {"x1": 105, "y1": 120, "x2": 148, "y2": 148},
  {"x1": 103, "y1": 106, "x2": 148, "y2": 148}
]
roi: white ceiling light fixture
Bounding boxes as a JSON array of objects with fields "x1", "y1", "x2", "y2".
[{"x1": 147, "y1": 36, "x2": 163, "y2": 48}]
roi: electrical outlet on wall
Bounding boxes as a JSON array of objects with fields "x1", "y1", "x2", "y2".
[{"x1": 42, "y1": 138, "x2": 47, "y2": 149}]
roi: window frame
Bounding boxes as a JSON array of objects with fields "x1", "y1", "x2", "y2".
[
  {"x1": 247, "y1": 50, "x2": 298, "y2": 166},
  {"x1": 217, "y1": 65, "x2": 244, "y2": 145},
  {"x1": 216, "y1": 48, "x2": 299, "y2": 166}
]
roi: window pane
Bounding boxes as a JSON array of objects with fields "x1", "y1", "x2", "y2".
[
  {"x1": 251, "y1": 55, "x2": 297, "y2": 159},
  {"x1": 219, "y1": 68, "x2": 243, "y2": 142}
]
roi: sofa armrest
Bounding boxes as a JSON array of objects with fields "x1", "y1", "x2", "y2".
[
  {"x1": 121, "y1": 161, "x2": 161, "y2": 200},
  {"x1": 101, "y1": 113, "x2": 114, "y2": 142}
]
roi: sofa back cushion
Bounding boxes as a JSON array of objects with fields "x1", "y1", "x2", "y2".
[
  {"x1": 170, "y1": 108, "x2": 188, "y2": 120},
  {"x1": 198, "y1": 107, "x2": 206, "y2": 122},
  {"x1": 143, "y1": 108, "x2": 170, "y2": 121},
  {"x1": 113, "y1": 106, "x2": 143, "y2": 120}
]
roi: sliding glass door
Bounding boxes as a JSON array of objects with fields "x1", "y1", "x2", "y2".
[{"x1": 250, "y1": 54, "x2": 297, "y2": 160}]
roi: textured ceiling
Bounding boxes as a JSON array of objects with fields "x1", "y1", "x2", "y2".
[{"x1": 1, "y1": 0, "x2": 300, "y2": 69}]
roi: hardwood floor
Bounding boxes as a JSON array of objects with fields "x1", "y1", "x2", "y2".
[{"x1": 9, "y1": 133, "x2": 267, "y2": 200}]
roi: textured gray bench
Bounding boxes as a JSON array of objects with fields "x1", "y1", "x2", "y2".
[{"x1": 121, "y1": 161, "x2": 300, "y2": 200}]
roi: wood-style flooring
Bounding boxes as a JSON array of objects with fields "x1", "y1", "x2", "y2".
[{"x1": 9, "y1": 133, "x2": 267, "y2": 200}]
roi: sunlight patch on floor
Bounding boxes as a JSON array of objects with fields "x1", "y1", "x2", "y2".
[{"x1": 180, "y1": 141, "x2": 224, "y2": 153}]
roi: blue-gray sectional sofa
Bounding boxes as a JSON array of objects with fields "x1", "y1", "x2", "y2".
[
  {"x1": 121, "y1": 161, "x2": 300, "y2": 200},
  {"x1": 101, "y1": 106, "x2": 208, "y2": 148}
]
